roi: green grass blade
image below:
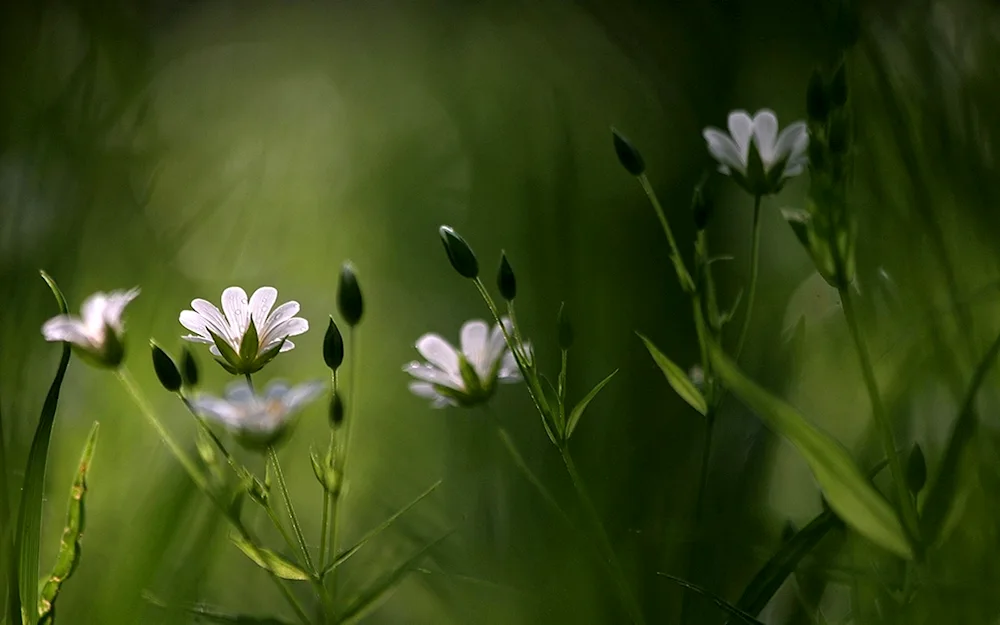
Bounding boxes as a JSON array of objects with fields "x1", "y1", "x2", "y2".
[
  {"x1": 656, "y1": 572, "x2": 765, "y2": 625},
  {"x1": 638, "y1": 333, "x2": 707, "y2": 415},
  {"x1": 566, "y1": 369, "x2": 618, "y2": 438},
  {"x1": 229, "y1": 533, "x2": 309, "y2": 581},
  {"x1": 921, "y1": 328, "x2": 1000, "y2": 545},
  {"x1": 143, "y1": 594, "x2": 294, "y2": 624},
  {"x1": 708, "y1": 341, "x2": 913, "y2": 559},
  {"x1": 37, "y1": 422, "x2": 99, "y2": 625},
  {"x1": 338, "y1": 530, "x2": 453, "y2": 624},
  {"x1": 15, "y1": 272, "x2": 72, "y2": 625},
  {"x1": 1, "y1": 392, "x2": 22, "y2": 625},
  {"x1": 321, "y1": 480, "x2": 441, "y2": 578}
]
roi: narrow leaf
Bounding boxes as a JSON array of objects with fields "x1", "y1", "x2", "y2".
[
  {"x1": 16, "y1": 272, "x2": 72, "y2": 625},
  {"x1": 638, "y1": 333, "x2": 707, "y2": 415},
  {"x1": 708, "y1": 342, "x2": 913, "y2": 559},
  {"x1": 143, "y1": 593, "x2": 294, "y2": 625},
  {"x1": 229, "y1": 533, "x2": 309, "y2": 581},
  {"x1": 656, "y1": 572, "x2": 765, "y2": 625},
  {"x1": 921, "y1": 328, "x2": 1000, "y2": 544},
  {"x1": 322, "y1": 480, "x2": 442, "y2": 577},
  {"x1": 38, "y1": 423, "x2": 100, "y2": 625},
  {"x1": 339, "y1": 531, "x2": 453, "y2": 624},
  {"x1": 729, "y1": 458, "x2": 889, "y2": 622},
  {"x1": 566, "y1": 369, "x2": 618, "y2": 438}
]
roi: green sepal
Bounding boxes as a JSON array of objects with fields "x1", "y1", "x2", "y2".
[
  {"x1": 238, "y1": 319, "x2": 259, "y2": 365},
  {"x1": 638, "y1": 333, "x2": 708, "y2": 416},
  {"x1": 208, "y1": 329, "x2": 241, "y2": 373}
]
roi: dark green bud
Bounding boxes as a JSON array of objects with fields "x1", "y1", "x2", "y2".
[
  {"x1": 323, "y1": 316, "x2": 344, "y2": 371},
  {"x1": 557, "y1": 302, "x2": 574, "y2": 350},
  {"x1": 439, "y1": 225, "x2": 479, "y2": 279},
  {"x1": 337, "y1": 262, "x2": 364, "y2": 326},
  {"x1": 611, "y1": 127, "x2": 645, "y2": 176},
  {"x1": 150, "y1": 341, "x2": 182, "y2": 392},
  {"x1": 329, "y1": 391, "x2": 345, "y2": 428},
  {"x1": 692, "y1": 185, "x2": 713, "y2": 231},
  {"x1": 497, "y1": 252, "x2": 517, "y2": 301},
  {"x1": 828, "y1": 115, "x2": 849, "y2": 154},
  {"x1": 806, "y1": 69, "x2": 829, "y2": 122},
  {"x1": 906, "y1": 443, "x2": 926, "y2": 495},
  {"x1": 180, "y1": 346, "x2": 199, "y2": 387},
  {"x1": 829, "y1": 62, "x2": 848, "y2": 108}
]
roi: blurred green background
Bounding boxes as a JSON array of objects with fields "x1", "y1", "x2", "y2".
[{"x1": 2, "y1": 0, "x2": 1000, "y2": 623}]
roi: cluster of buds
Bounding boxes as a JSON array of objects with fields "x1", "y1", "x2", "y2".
[{"x1": 782, "y1": 61, "x2": 858, "y2": 289}]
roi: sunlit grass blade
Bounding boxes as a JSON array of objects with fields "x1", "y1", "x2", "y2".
[
  {"x1": 321, "y1": 480, "x2": 442, "y2": 578},
  {"x1": 708, "y1": 341, "x2": 913, "y2": 559},
  {"x1": 16, "y1": 271, "x2": 72, "y2": 625},
  {"x1": 566, "y1": 369, "x2": 618, "y2": 438},
  {"x1": 37, "y1": 422, "x2": 99, "y2": 625},
  {"x1": 338, "y1": 530, "x2": 454, "y2": 624},
  {"x1": 143, "y1": 593, "x2": 294, "y2": 625},
  {"x1": 229, "y1": 533, "x2": 310, "y2": 581},
  {"x1": 921, "y1": 328, "x2": 1000, "y2": 545},
  {"x1": 638, "y1": 333, "x2": 707, "y2": 415},
  {"x1": 656, "y1": 572, "x2": 765, "y2": 625}
]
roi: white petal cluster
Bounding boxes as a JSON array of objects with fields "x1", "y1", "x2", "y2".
[
  {"x1": 703, "y1": 109, "x2": 808, "y2": 195},
  {"x1": 404, "y1": 317, "x2": 523, "y2": 408},
  {"x1": 191, "y1": 379, "x2": 325, "y2": 447},
  {"x1": 41, "y1": 288, "x2": 140, "y2": 367}
]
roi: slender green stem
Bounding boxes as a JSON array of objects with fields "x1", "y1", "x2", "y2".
[
  {"x1": 734, "y1": 195, "x2": 762, "y2": 360},
  {"x1": 268, "y1": 446, "x2": 314, "y2": 573},
  {"x1": 319, "y1": 371, "x2": 338, "y2": 571},
  {"x1": 560, "y1": 447, "x2": 646, "y2": 625},
  {"x1": 839, "y1": 287, "x2": 921, "y2": 545},
  {"x1": 266, "y1": 506, "x2": 306, "y2": 565},
  {"x1": 679, "y1": 406, "x2": 715, "y2": 625},
  {"x1": 245, "y1": 372, "x2": 254, "y2": 392},
  {"x1": 638, "y1": 174, "x2": 693, "y2": 291},
  {"x1": 117, "y1": 369, "x2": 310, "y2": 624},
  {"x1": 329, "y1": 330, "x2": 357, "y2": 609}
]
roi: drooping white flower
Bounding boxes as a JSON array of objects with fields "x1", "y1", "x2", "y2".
[
  {"x1": 180, "y1": 286, "x2": 308, "y2": 374},
  {"x1": 703, "y1": 109, "x2": 808, "y2": 196},
  {"x1": 404, "y1": 317, "x2": 525, "y2": 408},
  {"x1": 41, "y1": 287, "x2": 140, "y2": 368},
  {"x1": 191, "y1": 379, "x2": 325, "y2": 448}
]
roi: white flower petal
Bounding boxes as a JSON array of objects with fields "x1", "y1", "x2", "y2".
[
  {"x1": 703, "y1": 128, "x2": 746, "y2": 173},
  {"x1": 783, "y1": 163, "x2": 805, "y2": 177},
  {"x1": 221, "y1": 287, "x2": 250, "y2": 337},
  {"x1": 415, "y1": 334, "x2": 460, "y2": 376},
  {"x1": 460, "y1": 320, "x2": 490, "y2": 375},
  {"x1": 260, "y1": 317, "x2": 308, "y2": 348},
  {"x1": 179, "y1": 310, "x2": 213, "y2": 339},
  {"x1": 281, "y1": 381, "x2": 325, "y2": 412},
  {"x1": 102, "y1": 287, "x2": 140, "y2": 331},
  {"x1": 403, "y1": 361, "x2": 463, "y2": 390},
  {"x1": 409, "y1": 382, "x2": 441, "y2": 400},
  {"x1": 774, "y1": 121, "x2": 808, "y2": 164},
  {"x1": 181, "y1": 333, "x2": 213, "y2": 345},
  {"x1": 191, "y1": 396, "x2": 244, "y2": 427},
  {"x1": 248, "y1": 287, "x2": 278, "y2": 334},
  {"x1": 752, "y1": 109, "x2": 779, "y2": 166},
  {"x1": 190, "y1": 299, "x2": 231, "y2": 338},
  {"x1": 727, "y1": 110, "x2": 754, "y2": 161},
  {"x1": 41, "y1": 316, "x2": 92, "y2": 345},
  {"x1": 263, "y1": 301, "x2": 300, "y2": 328},
  {"x1": 278, "y1": 339, "x2": 295, "y2": 352},
  {"x1": 80, "y1": 292, "x2": 109, "y2": 335},
  {"x1": 497, "y1": 349, "x2": 522, "y2": 382},
  {"x1": 225, "y1": 381, "x2": 255, "y2": 403},
  {"x1": 209, "y1": 344, "x2": 222, "y2": 357}
]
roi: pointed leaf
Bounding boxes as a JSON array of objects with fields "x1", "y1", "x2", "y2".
[
  {"x1": 229, "y1": 533, "x2": 309, "y2": 581},
  {"x1": 638, "y1": 333, "x2": 707, "y2": 415},
  {"x1": 921, "y1": 328, "x2": 1000, "y2": 544},
  {"x1": 16, "y1": 272, "x2": 72, "y2": 625},
  {"x1": 208, "y1": 329, "x2": 241, "y2": 371},
  {"x1": 38, "y1": 422, "x2": 100, "y2": 624},
  {"x1": 339, "y1": 531, "x2": 453, "y2": 624},
  {"x1": 708, "y1": 341, "x2": 913, "y2": 559},
  {"x1": 322, "y1": 481, "x2": 442, "y2": 577},
  {"x1": 657, "y1": 572, "x2": 765, "y2": 625},
  {"x1": 566, "y1": 369, "x2": 618, "y2": 438},
  {"x1": 239, "y1": 319, "x2": 259, "y2": 364}
]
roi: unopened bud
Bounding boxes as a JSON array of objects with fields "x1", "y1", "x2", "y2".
[
  {"x1": 439, "y1": 225, "x2": 479, "y2": 279},
  {"x1": 150, "y1": 342, "x2": 182, "y2": 392},
  {"x1": 611, "y1": 127, "x2": 645, "y2": 176},
  {"x1": 323, "y1": 317, "x2": 344, "y2": 371},
  {"x1": 497, "y1": 252, "x2": 517, "y2": 301},
  {"x1": 181, "y1": 346, "x2": 199, "y2": 387},
  {"x1": 337, "y1": 262, "x2": 364, "y2": 327}
]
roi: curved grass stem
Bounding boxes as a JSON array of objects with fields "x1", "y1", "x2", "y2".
[{"x1": 734, "y1": 195, "x2": 762, "y2": 360}]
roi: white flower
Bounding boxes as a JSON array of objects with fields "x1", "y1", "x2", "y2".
[
  {"x1": 180, "y1": 286, "x2": 308, "y2": 374},
  {"x1": 703, "y1": 109, "x2": 808, "y2": 195},
  {"x1": 404, "y1": 317, "x2": 525, "y2": 408},
  {"x1": 41, "y1": 288, "x2": 140, "y2": 368},
  {"x1": 191, "y1": 379, "x2": 325, "y2": 448}
]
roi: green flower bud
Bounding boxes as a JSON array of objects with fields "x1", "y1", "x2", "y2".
[
  {"x1": 323, "y1": 316, "x2": 344, "y2": 371},
  {"x1": 611, "y1": 127, "x2": 645, "y2": 176},
  {"x1": 829, "y1": 62, "x2": 848, "y2": 108},
  {"x1": 150, "y1": 341, "x2": 182, "y2": 392},
  {"x1": 439, "y1": 225, "x2": 479, "y2": 279},
  {"x1": 906, "y1": 443, "x2": 926, "y2": 495},
  {"x1": 180, "y1": 346, "x2": 199, "y2": 387},
  {"x1": 329, "y1": 391, "x2": 345, "y2": 428},
  {"x1": 497, "y1": 252, "x2": 517, "y2": 301},
  {"x1": 557, "y1": 302, "x2": 574, "y2": 350},
  {"x1": 806, "y1": 69, "x2": 829, "y2": 122},
  {"x1": 337, "y1": 262, "x2": 364, "y2": 327}
]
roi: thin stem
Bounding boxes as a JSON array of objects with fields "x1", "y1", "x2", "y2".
[
  {"x1": 840, "y1": 287, "x2": 921, "y2": 545},
  {"x1": 638, "y1": 173, "x2": 693, "y2": 290},
  {"x1": 734, "y1": 195, "x2": 762, "y2": 360},
  {"x1": 266, "y1": 506, "x2": 306, "y2": 565},
  {"x1": 319, "y1": 371, "x2": 338, "y2": 571},
  {"x1": 245, "y1": 372, "x2": 254, "y2": 392},
  {"x1": 329, "y1": 329, "x2": 358, "y2": 608},
  {"x1": 268, "y1": 446, "x2": 315, "y2": 573},
  {"x1": 679, "y1": 407, "x2": 715, "y2": 625},
  {"x1": 560, "y1": 447, "x2": 646, "y2": 625},
  {"x1": 117, "y1": 369, "x2": 310, "y2": 624}
]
